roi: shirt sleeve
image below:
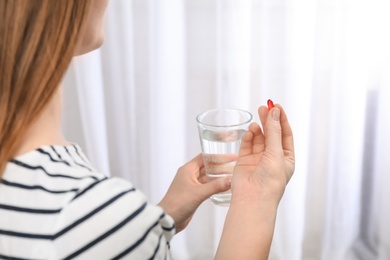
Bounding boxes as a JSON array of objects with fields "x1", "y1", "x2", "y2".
[{"x1": 52, "y1": 177, "x2": 176, "y2": 260}]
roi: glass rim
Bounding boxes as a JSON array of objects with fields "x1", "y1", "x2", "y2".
[{"x1": 196, "y1": 108, "x2": 253, "y2": 128}]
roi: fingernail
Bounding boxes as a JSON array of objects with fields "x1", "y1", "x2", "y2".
[
  {"x1": 272, "y1": 108, "x2": 280, "y2": 121},
  {"x1": 225, "y1": 177, "x2": 232, "y2": 187}
]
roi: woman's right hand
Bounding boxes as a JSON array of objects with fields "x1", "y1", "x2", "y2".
[
  {"x1": 215, "y1": 103, "x2": 295, "y2": 260},
  {"x1": 231, "y1": 104, "x2": 295, "y2": 205}
]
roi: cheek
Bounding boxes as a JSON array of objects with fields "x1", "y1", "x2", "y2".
[
  {"x1": 98, "y1": 0, "x2": 110, "y2": 10},
  {"x1": 75, "y1": 28, "x2": 104, "y2": 56},
  {"x1": 89, "y1": 2, "x2": 109, "y2": 47},
  {"x1": 74, "y1": 7, "x2": 107, "y2": 55}
]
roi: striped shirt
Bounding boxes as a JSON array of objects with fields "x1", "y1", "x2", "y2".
[{"x1": 0, "y1": 145, "x2": 175, "y2": 259}]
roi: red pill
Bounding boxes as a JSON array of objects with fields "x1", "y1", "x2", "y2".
[{"x1": 267, "y1": 99, "x2": 274, "y2": 110}]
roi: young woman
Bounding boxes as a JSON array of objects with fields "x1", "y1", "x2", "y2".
[{"x1": 0, "y1": 1, "x2": 295, "y2": 259}]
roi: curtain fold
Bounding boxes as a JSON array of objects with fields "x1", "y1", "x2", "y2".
[{"x1": 62, "y1": 0, "x2": 390, "y2": 259}]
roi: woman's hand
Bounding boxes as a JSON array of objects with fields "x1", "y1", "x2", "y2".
[
  {"x1": 232, "y1": 104, "x2": 295, "y2": 204},
  {"x1": 215, "y1": 104, "x2": 295, "y2": 260},
  {"x1": 158, "y1": 154, "x2": 231, "y2": 233}
]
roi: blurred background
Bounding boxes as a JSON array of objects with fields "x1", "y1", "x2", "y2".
[{"x1": 62, "y1": 0, "x2": 390, "y2": 259}]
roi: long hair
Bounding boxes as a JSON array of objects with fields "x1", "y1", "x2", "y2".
[{"x1": 0, "y1": 0, "x2": 92, "y2": 175}]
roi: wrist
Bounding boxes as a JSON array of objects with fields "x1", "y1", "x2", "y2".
[
  {"x1": 230, "y1": 187, "x2": 281, "y2": 213},
  {"x1": 217, "y1": 189, "x2": 279, "y2": 260},
  {"x1": 231, "y1": 178, "x2": 286, "y2": 206},
  {"x1": 230, "y1": 199, "x2": 279, "y2": 217}
]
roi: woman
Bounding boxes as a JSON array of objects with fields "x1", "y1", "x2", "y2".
[{"x1": 0, "y1": 0, "x2": 295, "y2": 259}]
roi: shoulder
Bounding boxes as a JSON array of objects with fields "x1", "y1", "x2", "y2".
[
  {"x1": 3, "y1": 145, "x2": 106, "y2": 206},
  {"x1": 2, "y1": 144, "x2": 175, "y2": 259},
  {"x1": 54, "y1": 177, "x2": 175, "y2": 259}
]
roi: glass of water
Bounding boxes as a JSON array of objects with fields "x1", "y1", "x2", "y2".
[{"x1": 196, "y1": 108, "x2": 253, "y2": 206}]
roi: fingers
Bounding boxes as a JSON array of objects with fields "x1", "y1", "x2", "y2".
[
  {"x1": 239, "y1": 126, "x2": 255, "y2": 157},
  {"x1": 263, "y1": 106, "x2": 283, "y2": 154},
  {"x1": 201, "y1": 154, "x2": 237, "y2": 178},
  {"x1": 204, "y1": 162, "x2": 235, "y2": 176},
  {"x1": 199, "y1": 166, "x2": 206, "y2": 177},
  {"x1": 250, "y1": 123, "x2": 265, "y2": 154},
  {"x1": 239, "y1": 122, "x2": 264, "y2": 157},
  {"x1": 198, "y1": 177, "x2": 231, "y2": 201},
  {"x1": 258, "y1": 106, "x2": 268, "y2": 129},
  {"x1": 196, "y1": 153, "x2": 237, "y2": 178},
  {"x1": 189, "y1": 154, "x2": 204, "y2": 168},
  {"x1": 185, "y1": 154, "x2": 205, "y2": 178},
  {"x1": 274, "y1": 104, "x2": 295, "y2": 155},
  {"x1": 203, "y1": 153, "x2": 238, "y2": 164},
  {"x1": 258, "y1": 103, "x2": 294, "y2": 157}
]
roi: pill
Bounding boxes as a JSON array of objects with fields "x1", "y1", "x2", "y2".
[{"x1": 267, "y1": 99, "x2": 274, "y2": 110}]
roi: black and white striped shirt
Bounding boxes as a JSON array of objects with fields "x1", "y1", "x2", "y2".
[{"x1": 0, "y1": 145, "x2": 175, "y2": 259}]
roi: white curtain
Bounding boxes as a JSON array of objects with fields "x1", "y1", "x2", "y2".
[{"x1": 62, "y1": 0, "x2": 390, "y2": 259}]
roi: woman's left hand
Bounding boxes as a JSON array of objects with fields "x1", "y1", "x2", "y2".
[{"x1": 158, "y1": 154, "x2": 231, "y2": 233}]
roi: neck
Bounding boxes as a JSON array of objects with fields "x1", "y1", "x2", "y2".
[{"x1": 14, "y1": 84, "x2": 68, "y2": 156}]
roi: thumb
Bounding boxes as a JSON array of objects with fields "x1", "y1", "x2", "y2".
[
  {"x1": 265, "y1": 107, "x2": 283, "y2": 153},
  {"x1": 198, "y1": 177, "x2": 231, "y2": 201}
]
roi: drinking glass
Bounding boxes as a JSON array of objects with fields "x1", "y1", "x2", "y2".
[{"x1": 196, "y1": 108, "x2": 253, "y2": 206}]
